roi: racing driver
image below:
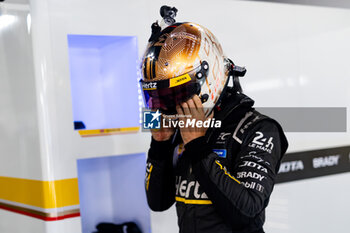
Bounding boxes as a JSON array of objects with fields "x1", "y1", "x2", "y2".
[{"x1": 141, "y1": 7, "x2": 288, "y2": 233}]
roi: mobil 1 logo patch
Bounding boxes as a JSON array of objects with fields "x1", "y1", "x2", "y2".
[
  {"x1": 241, "y1": 181, "x2": 265, "y2": 193},
  {"x1": 248, "y1": 131, "x2": 274, "y2": 154}
]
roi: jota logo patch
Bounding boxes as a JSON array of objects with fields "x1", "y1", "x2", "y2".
[
  {"x1": 143, "y1": 110, "x2": 161, "y2": 129},
  {"x1": 213, "y1": 149, "x2": 227, "y2": 158}
]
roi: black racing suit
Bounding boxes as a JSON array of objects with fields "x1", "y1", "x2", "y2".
[{"x1": 145, "y1": 91, "x2": 289, "y2": 233}]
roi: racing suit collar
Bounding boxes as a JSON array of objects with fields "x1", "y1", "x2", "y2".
[
  {"x1": 205, "y1": 91, "x2": 255, "y2": 143},
  {"x1": 214, "y1": 90, "x2": 255, "y2": 122}
]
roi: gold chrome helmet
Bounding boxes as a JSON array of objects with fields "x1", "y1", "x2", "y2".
[{"x1": 140, "y1": 8, "x2": 245, "y2": 116}]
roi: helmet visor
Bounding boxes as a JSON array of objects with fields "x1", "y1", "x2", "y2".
[{"x1": 140, "y1": 61, "x2": 209, "y2": 114}]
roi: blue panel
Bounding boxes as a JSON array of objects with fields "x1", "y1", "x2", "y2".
[
  {"x1": 67, "y1": 34, "x2": 140, "y2": 130},
  {"x1": 77, "y1": 153, "x2": 151, "y2": 233}
]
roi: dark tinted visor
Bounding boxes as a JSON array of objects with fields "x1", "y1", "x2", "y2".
[{"x1": 140, "y1": 61, "x2": 209, "y2": 114}]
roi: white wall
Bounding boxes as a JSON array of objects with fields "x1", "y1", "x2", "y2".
[
  {"x1": 0, "y1": 2, "x2": 42, "y2": 180},
  {"x1": 0, "y1": 0, "x2": 349, "y2": 232}
]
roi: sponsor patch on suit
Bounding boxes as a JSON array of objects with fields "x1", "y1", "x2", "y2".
[{"x1": 213, "y1": 149, "x2": 227, "y2": 158}]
